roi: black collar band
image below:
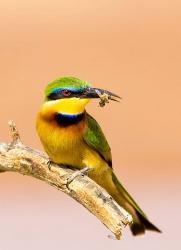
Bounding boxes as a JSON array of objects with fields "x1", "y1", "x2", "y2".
[{"x1": 55, "y1": 112, "x2": 85, "y2": 127}]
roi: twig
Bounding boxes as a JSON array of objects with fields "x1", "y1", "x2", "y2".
[
  {"x1": 0, "y1": 121, "x2": 132, "y2": 240},
  {"x1": 8, "y1": 120, "x2": 22, "y2": 148}
]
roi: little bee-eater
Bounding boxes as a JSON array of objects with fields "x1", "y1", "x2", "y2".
[{"x1": 36, "y1": 76, "x2": 161, "y2": 236}]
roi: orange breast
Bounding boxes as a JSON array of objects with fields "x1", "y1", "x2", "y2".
[{"x1": 36, "y1": 111, "x2": 87, "y2": 167}]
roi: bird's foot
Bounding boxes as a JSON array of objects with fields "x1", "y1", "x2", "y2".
[
  {"x1": 66, "y1": 167, "x2": 92, "y2": 188},
  {"x1": 46, "y1": 159, "x2": 53, "y2": 171}
]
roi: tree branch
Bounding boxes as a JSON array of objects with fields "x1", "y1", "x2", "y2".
[{"x1": 0, "y1": 121, "x2": 132, "y2": 240}]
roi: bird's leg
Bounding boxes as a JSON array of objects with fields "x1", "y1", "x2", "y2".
[{"x1": 66, "y1": 167, "x2": 92, "y2": 188}]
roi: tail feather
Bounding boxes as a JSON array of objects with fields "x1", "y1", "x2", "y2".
[
  {"x1": 130, "y1": 222, "x2": 145, "y2": 236},
  {"x1": 111, "y1": 172, "x2": 161, "y2": 236},
  {"x1": 136, "y1": 211, "x2": 162, "y2": 234}
]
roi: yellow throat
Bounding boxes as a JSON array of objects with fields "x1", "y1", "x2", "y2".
[{"x1": 39, "y1": 98, "x2": 90, "y2": 118}]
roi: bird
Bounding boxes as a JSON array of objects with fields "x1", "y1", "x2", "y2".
[{"x1": 36, "y1": 76, "x2": 161, "y2": 236}]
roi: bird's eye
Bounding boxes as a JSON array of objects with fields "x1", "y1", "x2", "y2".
[{"x1": 61, "y1": 89, "x2": 71, "y2": 97}]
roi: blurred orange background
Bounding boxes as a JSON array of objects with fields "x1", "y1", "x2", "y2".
[{"x1": 0, "y1": 0, "x2": 180, "y2": 249}]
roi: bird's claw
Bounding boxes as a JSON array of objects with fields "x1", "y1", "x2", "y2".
[
  {"x1": 47, "y1": 159, "x2": 53, "y2": 171},
  {"x1": 66, "y1": 167, "x2": 92, "y2": 188}
]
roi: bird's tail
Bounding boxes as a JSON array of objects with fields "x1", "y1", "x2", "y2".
[{"x1": 111, "y1": 172, "x2": 161, "y2": 236}]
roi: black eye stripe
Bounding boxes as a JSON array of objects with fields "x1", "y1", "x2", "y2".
[
  {"x1": 47, "y1": 89, "x2": 85, "y2": 100},
  {"x1": 48, "y1": 92, "x2": 62, "y2": 100}
]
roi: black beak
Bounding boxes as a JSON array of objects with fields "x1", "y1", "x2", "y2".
[{"x1": 83, "y1": 87, "x2": 121, "y2": 102}]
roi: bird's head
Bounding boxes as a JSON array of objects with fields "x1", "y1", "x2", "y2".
[{"x1": 40, "y1": 76, "x2": 120, "y2": 117}]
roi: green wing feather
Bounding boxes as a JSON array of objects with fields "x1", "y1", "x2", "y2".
[
  {"x1": 83, "y1": 113, "x2": 112, "y2": 168},
  {"x1": 83, "y1": 114, "x2": 161, "y2": 234},
  {"x1": 83, "y1": 113, "x2": 143, "y2": 214}
]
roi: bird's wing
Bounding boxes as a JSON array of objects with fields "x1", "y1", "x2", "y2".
[{"x1": 83, "y1": 113, "x2": 112, "y2": 168}]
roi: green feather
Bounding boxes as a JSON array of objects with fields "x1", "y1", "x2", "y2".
[
  {"x1": 83, "y1": 113, "x2": 112, "y2": 167},
  {"x1": 83, "y1": 113, "x2": 161, "y2": 235}
]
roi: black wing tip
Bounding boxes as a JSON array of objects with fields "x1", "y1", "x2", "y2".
[{"x1": 146, "y1": 223, "x2": 162, "y2": 234}]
